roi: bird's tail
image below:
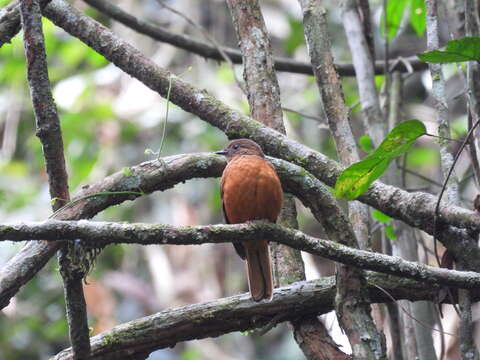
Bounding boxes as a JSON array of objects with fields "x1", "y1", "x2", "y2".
[{"x1": 245, "y1": 240, "x2": 273, "y2": 301}]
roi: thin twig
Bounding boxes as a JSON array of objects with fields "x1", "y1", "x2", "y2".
[
  {"x1": 373, "y1": 284, "x2": 456, "y2": 337},
  {"x1": 397, "y1": 166, "x2": 442, "y2": 187},
  {"x1": 155, "y1": 0, "x2": 245, "y2": 94},
  {"x1": 282, "y1": 107, "x2": 325, "y2": 123},
  {"x1": 433, "y1": 118, "x2": 480, "y2": 264}
]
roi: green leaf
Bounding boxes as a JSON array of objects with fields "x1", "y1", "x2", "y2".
[
  {"x1": 358, "y1": 135, "x2": 374, "y2": 153},
  {"x1": 385, "y1": 225, "x2": 397, "y2": 241},
  {"x1": 410, "y1": 0, "x2": 426, "y2": 36},
  {"x1": 372, "y1": 210, "x2": 392, "y2": 223},
  {"x1": 377, "y1": 119, "x2": 426, "y2": 158},
  {"x1": 381, "y1": 0, "x2": 409, "y2": 39},
  {"x1": 335, "y1": 156, "x2": 390, "y2": 200},
  {"x1": 335, "y1": 120, "x2": 426, "y2": 200},
  {"x1": 418, "y1": 37, "x2": 480, "y2": 63}
]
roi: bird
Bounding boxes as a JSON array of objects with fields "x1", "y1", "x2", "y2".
[{"x1": 216, "y1": 139, "x2": 283, "y2": 301}]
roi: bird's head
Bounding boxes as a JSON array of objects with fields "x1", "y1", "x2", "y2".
[{"x1": 215, "y1": 139, "x2": 265, "y2": 161}]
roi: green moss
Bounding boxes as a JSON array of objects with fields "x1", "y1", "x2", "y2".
[
  {"x1": 0, "y1": 225, "x2": 13, "y2": 233},
  {"x1": 102, "y1": 333, "x2": 120, "y2": 346}
]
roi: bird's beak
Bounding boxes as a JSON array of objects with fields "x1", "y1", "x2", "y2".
[{"x1": 215, "y1": 149, "x2": 228, "y2": 155}]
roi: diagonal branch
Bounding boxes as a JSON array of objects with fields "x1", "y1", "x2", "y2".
[
  {"x1": 50, "y1": 273, "x2": 477, "y2": 360},
  {"x1": 3, "y1": 220, "x2": 480, "y2": 289},
  {"x1": 0, "y1": 0, "x2": 428, "y2": 75},
  {"x1": 19, "y1": 0, "x2": 90, "y2": 356},
  {"x1": 38, "y1": 0, "x2": 480, "y2": 238},
  {"x1": 0, "y1": 152, "x2": 348, "y2": 310},
  {"x1": 0, "y1": 153, "x2": 224, "y2": 309}
]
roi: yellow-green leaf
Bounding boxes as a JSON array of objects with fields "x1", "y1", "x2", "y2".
[{"x1": 335, "y1": 120, "x2": 426, "y2": 200}]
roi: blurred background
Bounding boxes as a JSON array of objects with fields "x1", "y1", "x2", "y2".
[{"x1": 0, "y1": 0, "x2": 476, "y2": 358}]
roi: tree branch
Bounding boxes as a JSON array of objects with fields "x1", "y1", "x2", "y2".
[
  {"x1": 38, "y1": 0, "x2": 480, "y2": 239},
  {"x1": 2, "y1": 220, "x2": 480, "y2": 289},
  {"x1": 0, "y1": 153, "x2": 224, "y2": 309},
  {"x1": 0, "y1": 151, "x2": 349, "y2": 311},
  {"x1": 0, "y1": 0, "x2": 428, "y2": 75},
  {"x1": 50, "y1": 273, "x2": 479, "y2": 360},
  {"x1": 19, "y1": 0, "x2": 90, "y2": 356},
  {"x1": 299, "y1": 2, "x2": 385, "y2": 357},
  {"x1": 341, "y1": 0, "x2": 384, "y2": 147}
]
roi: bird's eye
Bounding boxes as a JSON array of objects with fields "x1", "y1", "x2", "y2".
[{"x1": 233, "y1": 144, "x2": 240, "y2": 150}]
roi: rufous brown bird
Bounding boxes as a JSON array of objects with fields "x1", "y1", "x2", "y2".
[{"x1": 216, "y1": 139, "x2": 283, "y2": 301}]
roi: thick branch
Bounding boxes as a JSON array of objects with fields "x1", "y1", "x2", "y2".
[
  {"x1": 2, "y1": 220, "x2": 480, "y2": 289},
  {"x1": 51, "y1": 274, "x2": 480, "y2": 360},
  {"x1": 19, "y1": 0, "x2": 90, "y2": 356},
  {"x1": 225, "y1": 2, "x2": 320, "y2": 358},
  {"x1": 299, "y1": 3, "x2": 385, "y2": 357},
  {"x1": 0, "y1": 153, "x2": 224, "y2": 309},
  {"x1": 20, "y1": 0, "x2": 68, "y2": 204}
]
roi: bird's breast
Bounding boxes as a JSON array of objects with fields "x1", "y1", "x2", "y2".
[{"x1": 221, "y1": 155, "x2": 283, "y2": 223}]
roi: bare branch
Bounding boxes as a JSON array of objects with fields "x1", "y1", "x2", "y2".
[
  {"x1": 426, "y1": 2, "x2": 478, "y2": 359},
  {"x1": 341, "y1": 0, "x2": 384, "y2": 147},
  {"x1": 19, "y1": 0, "x2": 89, "y2": 356},
  {"x1": 2, "y1": 220, "x2": 480, "y2": 290},
  {"x1": 299, "y1": 2, "x2": 384, "y2": 357},
  {"x1": 0, "y1": 153, "x2": 225, "y2": 309},
  {"x1": 50, "y1": 273, "x2": 477, "y2": 360},
  {"x1": 224, "y1": 2, "x2": 318, "y2": 358},
  {"x1": 1, "y1": 0, "x2": 428, "y2": 75},
  {"x1": 465, "y1": 0, "x2": 480, "y2": 186}
]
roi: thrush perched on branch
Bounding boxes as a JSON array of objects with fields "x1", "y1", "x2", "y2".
[{"x1": 216, "y1": 139, "x2": 283, "y2": 301}]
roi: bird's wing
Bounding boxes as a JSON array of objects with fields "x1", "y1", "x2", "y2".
[{"x1": 220, "y1": 168, "x2": 246, "y2": 259}]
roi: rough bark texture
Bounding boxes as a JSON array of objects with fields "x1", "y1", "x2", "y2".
[
  {"x1": 19, "y1": 0, "x2": 90, "y2": 357},
  {"x1": 51, "y1": 274, "x2": 480, "y2": 360},
  {"x1": 4, "y1": 219, "x2": 480, "y2": 289},
  {"x1": 2, "y1": 0, "x2": 480, "y2": 316},
  {"x1": 426, "y1": 2, "x2": 479, "y2": 359},
  {"x1": 292, "y1": 316, "x2": 351, "y2": 360},
  {"x1": 300, "y1": 2, "x2": 385, "y2": 358},
  {"x1": 223, "y1": 3, "x2": 323, "y2": 359},
  {"x1": 0, "y1": 153, "x2": 225, "y2": 309},
  {"x1": 465, "y1": 0, "x2": 480, "y2": 186}
]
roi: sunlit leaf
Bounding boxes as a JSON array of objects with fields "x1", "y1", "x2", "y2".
[
  {"x1": 381, "y1": 0, "x2": 409, "y2": 39},
  {"x1": 335, "y1": 156, "x2": 390, "y2": 200},
  {"x1": 377, "y1": 119, "x2": 426, "y2": 158},
  {"x1": 372, "y1": 209, "x2": 392, "y2": 223},
  {"x1": 385, "y1": 225, "x2": 397, "y2": 241},
  {"x1": 335, "y1": 120, "x2": 426, "y2": 200},
  {"x1": 358, "y1": 135, "x2": 374, "y2": 153},
  {"x1": 418, "y1": 37, "x2": 480, "y2": 63},
  {"x1": 410, "y1": 0, "x2": 426, "y2": 36}
]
